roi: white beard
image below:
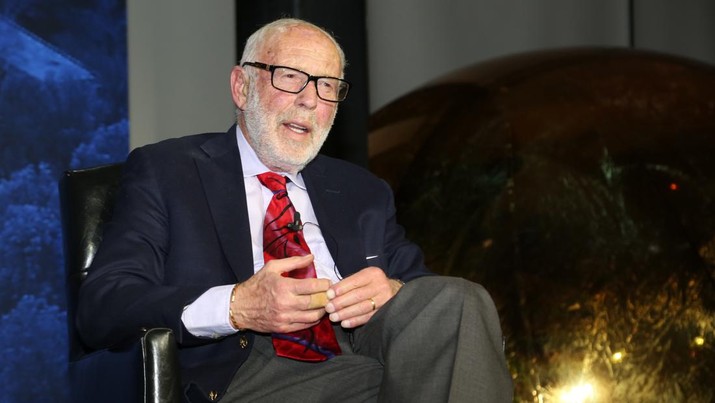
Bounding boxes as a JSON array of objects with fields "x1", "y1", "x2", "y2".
[{"x1": 242, "y1": 85, "x2": 335, "y2": 174}]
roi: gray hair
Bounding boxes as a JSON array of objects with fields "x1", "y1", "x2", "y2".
[{"x1": 239, "y1": 18, "x2": 347, "y2": 77}]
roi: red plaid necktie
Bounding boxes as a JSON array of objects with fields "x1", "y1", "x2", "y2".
[{"x1": 258, "y1": 172, "x2": 341, "y2": 361}]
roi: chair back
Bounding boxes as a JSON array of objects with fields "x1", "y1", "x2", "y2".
[{"x1": 59, "y1": 163, "x2": 123, "y2": 361}]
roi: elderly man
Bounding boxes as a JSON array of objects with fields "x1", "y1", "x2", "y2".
[{"x1": 77, "y1": 18, "x2": 513, "y2": 402}]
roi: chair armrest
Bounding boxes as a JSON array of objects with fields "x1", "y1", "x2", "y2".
[
  {"x1": 142, "y1": 328, "x2": 182, "y2": 402},
  {"x1": 70, "y1": 328, "x2": 181, "y2": 403}
]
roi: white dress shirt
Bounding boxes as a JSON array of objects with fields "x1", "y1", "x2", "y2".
[{"x1": 181, "y1": 128, "x2": 340, "y2": 338}]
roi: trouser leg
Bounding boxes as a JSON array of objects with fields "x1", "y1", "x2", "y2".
[
  {"x1": 352, "y1": 276, "x2": 513, "y2": 403},
  {"x1": 221, "y1": 328, "x2": 382, "y2": 402}
]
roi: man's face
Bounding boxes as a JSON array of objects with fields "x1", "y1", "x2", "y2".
[{"x1": 238, "y1": 27, "x2": 341, "y2": 173}]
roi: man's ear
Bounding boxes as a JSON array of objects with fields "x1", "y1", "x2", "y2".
[{"x1": 230, "y1": 65, "x2": 249, "y2": 110}]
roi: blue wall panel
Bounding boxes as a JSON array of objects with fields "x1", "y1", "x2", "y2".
[{"x1": 0, "y1": 1, "x2": 128, "y2": 400}]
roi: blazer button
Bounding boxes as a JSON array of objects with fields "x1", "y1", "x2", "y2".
[
  {"x1": 239, "y1": 335, "x2": 249, "y2": 349},
  {"x1": 208, "y1": 390, "x2": 218, "y2": 401}
]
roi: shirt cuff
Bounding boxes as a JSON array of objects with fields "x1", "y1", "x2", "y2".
[{"x1": 181, "y1": 284, "x2": 238, "y2": 338}]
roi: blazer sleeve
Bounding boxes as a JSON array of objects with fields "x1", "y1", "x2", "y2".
[
  {"x1": 76, "y1": 146, "x2": 210, "y2": 349},
  {"x1": 375, "y1": 179, "x2": 434, "y2": 282}
]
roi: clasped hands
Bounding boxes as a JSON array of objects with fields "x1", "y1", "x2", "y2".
[{"x1": 230, "y1": 254, "x2": 403, "y2": 333}]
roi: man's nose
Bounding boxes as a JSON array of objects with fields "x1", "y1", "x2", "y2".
[{"x1": 295, "y1": 80, "x2": 319, "y2": 109}]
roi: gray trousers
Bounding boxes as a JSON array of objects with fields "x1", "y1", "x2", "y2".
[{"x1": 222, "y1": 276, "x2": 513, "y2": 402}]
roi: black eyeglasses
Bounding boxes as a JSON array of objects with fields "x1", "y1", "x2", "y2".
[{"x1": 242, "y1": 61, "x2": 350, "y2": 103}]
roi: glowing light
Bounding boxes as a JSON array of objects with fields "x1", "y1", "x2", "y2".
[
  {"x1": 558, "y1": 382, "x2": 595, "y2": 403},
  {"x1": 611, "y1": 351, "x2": 624, "y2": 363},
  {"x1": 669, "y1": 182, "x2": 678, "y2": 191},
  {"x1": 694, "y1": 336, "x2": 705, "y2": 347}
]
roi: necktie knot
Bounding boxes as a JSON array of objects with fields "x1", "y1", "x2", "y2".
[{"x1": 257, "y1": 172, "x2": 287, "y2": 193}]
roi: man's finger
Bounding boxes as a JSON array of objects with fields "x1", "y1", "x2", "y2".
[
  {"x1": 291, "y1": 277, "x2": 331, "y2": 296},
  {"x1": 262, "y1": 254, "x2": 314, "y2": 274},
  {"x1": 327, "y1": 266, "x2": 382, "y2": 299}
]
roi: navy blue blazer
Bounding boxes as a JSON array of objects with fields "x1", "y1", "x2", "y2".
[{"x1": 77, "y1": 126, "x2": 432, "y2": 398}]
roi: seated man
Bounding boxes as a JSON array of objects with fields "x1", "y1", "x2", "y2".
[{"x1": 77, "y1": 18, "x2": 513, "y2": 402}]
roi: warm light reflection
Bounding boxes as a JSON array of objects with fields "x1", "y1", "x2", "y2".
[
  {"x1": 694, "y1": 336, "x2": 705, "y2": 347},
  {"x1": 557, "y1": 382, "x2": 596, "y2": 403},
  {"x1": 611, "y1": 351, "x2": 625, "y2": 363},
  {"x1": 669, "y1": 182, "x2": 679, "y2": 191}
]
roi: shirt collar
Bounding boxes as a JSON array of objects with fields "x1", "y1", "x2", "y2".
[{"x1": 235, "y1": 125, "x2": 306, "y2": 190}]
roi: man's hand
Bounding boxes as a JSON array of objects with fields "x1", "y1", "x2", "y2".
[
  {"x1": 325, "y1": 267, "x2": 404, "y2": 328},
  {"x1": 230, "y1": 255, "x2": 331, "y2": 333}
]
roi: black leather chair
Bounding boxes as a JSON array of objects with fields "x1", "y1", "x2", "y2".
[{"x1": 60, "y1": 163, "x2": 182, "y2": 403}]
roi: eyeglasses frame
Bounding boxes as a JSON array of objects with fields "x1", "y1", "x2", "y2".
[{"x1": 242, "y1": 61, "x2": 350, "y2": 103}]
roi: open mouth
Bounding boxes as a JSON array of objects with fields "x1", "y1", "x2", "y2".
[{"x1": 284, "y1": 122, "x2": 310, "y2": 134}]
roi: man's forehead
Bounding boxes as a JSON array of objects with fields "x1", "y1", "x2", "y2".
[{"x1": 259, "y1": 28, "x2": 341, "y2": 74}]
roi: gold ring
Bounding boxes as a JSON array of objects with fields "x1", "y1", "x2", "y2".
[{"x1": 369, "y1": 298, "x2": 376, "y2": 311}]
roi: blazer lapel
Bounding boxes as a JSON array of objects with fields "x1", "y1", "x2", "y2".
[
  {"x1": 303, "y1": 157, "x2": 366, "y2": 277},
  {"x1": 194, "y1": 129, "x2": 255, "y2": 281}
]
